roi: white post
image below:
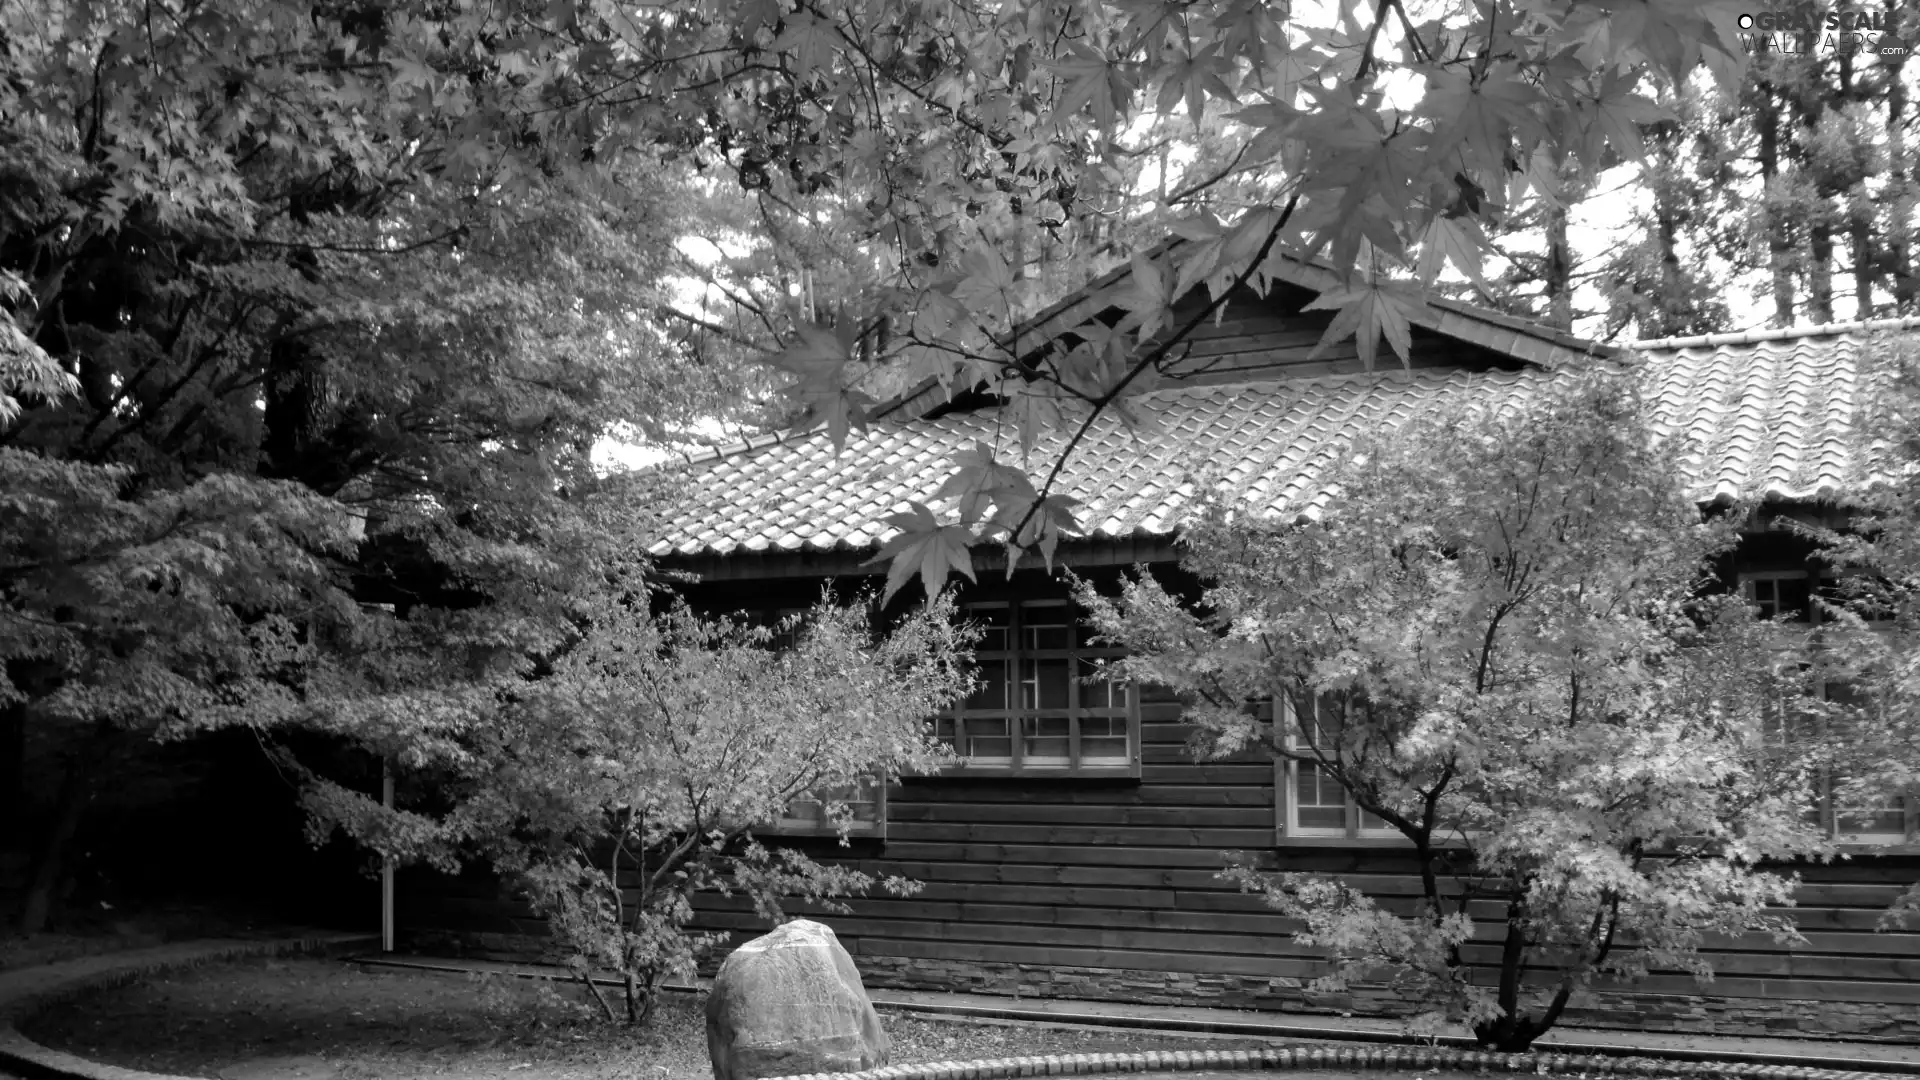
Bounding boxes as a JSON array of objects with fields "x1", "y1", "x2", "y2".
[{"x1": 381, "y1": 761, "x2": 395, "y2": 953}]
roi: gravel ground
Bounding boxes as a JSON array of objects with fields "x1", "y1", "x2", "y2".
[{"x1": 20, "y1": 955, "x2": 1429, "y2": 1080}]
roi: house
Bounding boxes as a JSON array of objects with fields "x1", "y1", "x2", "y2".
[{"x1": 412, "y1": 251, "x2": 1920, "y2": 1042}]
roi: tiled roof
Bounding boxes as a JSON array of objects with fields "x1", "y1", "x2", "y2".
[
  {"x1": 1629, "y1": 321, "x2": 1908, "y2": 506},
  {"x1": 650, "y1": 321, "x2": 1902, "y2": 559}
]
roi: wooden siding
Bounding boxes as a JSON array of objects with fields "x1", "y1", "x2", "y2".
[
  {"x1": 1147, "y1": 284, "x2": 1528, "y2": 388},
  {"x1": 402, "y1": 565, "x2": 1920, "y2": 1021},
  {"x1": 403, "y1": 677, "x2": 1920, "y2": 1011}
]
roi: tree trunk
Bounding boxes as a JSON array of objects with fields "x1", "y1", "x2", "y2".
[
  {"x1": 0, "y1": 700, "x2": 22, "y2": 848},
  {"x1": 1837, "y1": 49, "x2": 1876, "y2": 319},
  {"x1": 16, "y1": 740, "x2": 98, "y2": 935},
  {"x1": 1887, "y1": 4, "x2": 1915, "y2": 312},
  {"x1": 1755, "y1": 85, "x2": 1797, "y2": 325},
  {"x1": 1543, "y1": 178, "x2": 1573, "y2": 332},
  {"x1": 1469, "y1": 897, "x2": 1541, "y2": 1050},
  {"x1": 1852, "y1": 190, "x2": 1875, "y2": 320},
  {"x1": 1648, "y1": 114, "x2": 1686, "y2": 337},
  {"x1": 1789, "y1": 23, "x2": 1839, "y2": 325}
]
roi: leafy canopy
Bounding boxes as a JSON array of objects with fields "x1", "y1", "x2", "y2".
[
  {"x1": 0, "y1": 0, "x2": 1760, "y2": 598},
  {"x1": 0, "y1": 0, "x2": 754, "y2": 930},
  {"x1": 690, "y1": 0, "x2": 1755, "y2": 595},
  {"x1": 296, "y1": 581, "x2": 974, "y2": 1021},
  {"x1": 1079, "y1": 372, "x2": 1833, "y2": 1050}
]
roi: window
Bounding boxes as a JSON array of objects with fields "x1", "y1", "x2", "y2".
[
  {"x1": 934, "y1": 599, "x2": 1139, "y2": 775},
  {"x1": 738, "y1": 605, "x2": 886, "y2": 837},
  {"x1": 1277, "y1": 692, "x2": 1400, "y2": 841},
  {"x1": 769, "y1": 775, "x2": 887, "y2": 838},
  {"x1": 1743, "y1": 570, "x2": 1916, "y2": 845},
  {"x1": 1822, "y1": 680, "x2": 1915, "y2": 844},
  {"x1": 1744, "y1": 570, "x2": 1813, "y2": 622}
]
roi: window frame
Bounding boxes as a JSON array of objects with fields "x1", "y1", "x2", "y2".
[
  {"x1": 934, "y1": 598, "x2": 1142, "y2": 778},
  {"x1": 736, "y1": 605, "x2": 890, "y2": 838},
  {"x1": 1741, "y1": 568, "x2": 1919, "y2": 848},
  {"x1": 1273, "y1": 692, "x2": 1405, "y2": 846},
  {"x1": 763, "y1": 775, "x2": 889, "y2": 839}
]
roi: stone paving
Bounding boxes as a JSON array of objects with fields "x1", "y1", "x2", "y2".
[{"x1": 0, "y1": 933, "x2": 375, "y2": 1080}]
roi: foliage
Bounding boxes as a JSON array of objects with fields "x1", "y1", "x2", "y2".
[
  {"x1": 636, "y1": 0, "x2": 1918, "y2": 583},
  {"x1": 0, "y1": 0, "x2": 763, "y2": 930},
  {"x1": 1077, "y1": 372, "x2": 1834, "y2": 1050},
  {"x1": 1686, "y1": 1, "x2": 1918, "y2": 327},
  {"x1": 1814, "y1": 330, "x2": 1920, "y2": 928},
  {"x1": 0, "y1": 0, "x2": 1752, "y2": 597},
  {"x1": 296, "y1": 582, "x2": 973, "y2": 1023},
  {"x1": 1595, "y1": 80, "x2": 1738, "y2": 341}
]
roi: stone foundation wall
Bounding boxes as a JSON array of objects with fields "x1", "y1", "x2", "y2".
[
  {"x1": 852, "y1": 955, "x2": 1920, "y2": 1044},
  {"x1": 400, "y1": 928, "x2": 1920, "y2": 1044}
]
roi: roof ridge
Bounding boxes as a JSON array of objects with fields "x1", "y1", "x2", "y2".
[
  {"x1": 1631, "y1": 315, "x2": 1920, "y2": 352},
  {"x1": 669, "y1": 421, "x2": 830, "y2": 468},
  {"x1": 1149, "y1": 364, "x2": 1489, "y2": 399}
]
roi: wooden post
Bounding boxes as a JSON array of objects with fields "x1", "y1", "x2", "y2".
[{"x1": 382, "y1": 762, "x2": 395, "y2": 953}]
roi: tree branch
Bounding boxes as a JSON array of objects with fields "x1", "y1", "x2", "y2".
[{"x1": 1000, "y1": 193, "x2": 1300, "y2": 554}]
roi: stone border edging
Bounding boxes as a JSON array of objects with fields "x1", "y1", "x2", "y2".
[
  {"x1": 852, "y1": 999, "x2": 1920, "y2": 1073},
  {"x1": 764, "y1": 1045, "x2": 1912, "y2": 1080},
  {"x1": 0, "y1": 932, "x2": 378, "y2": 1080}
]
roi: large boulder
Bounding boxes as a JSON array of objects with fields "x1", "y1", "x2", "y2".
[{"x1": 705, "y1": 919, "x2": 889, "y2": 1080}]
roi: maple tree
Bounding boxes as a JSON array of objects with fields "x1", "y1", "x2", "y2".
[
  {"x1": 0, "y1": 0, "x2": 755, "y2": 931},
  {"x1": 1, "y1": 0, "x2": 1787, "y2": 599},
  {"x1": 1076, "y1": 372, "x2": 1836, "y2": 1051},
  {"x1": 1814, "y1": 330, "x2": 1920, "y2": 928},
  {"x1": 0, "y1": 0, "x2": 1789, "y2": 595},
  {"x1": 295, "y1": 584, "x2": 972, "y2": 1023},
  {"x1": 588, "y1": 0, "x2": 1763, "y2": 598}
]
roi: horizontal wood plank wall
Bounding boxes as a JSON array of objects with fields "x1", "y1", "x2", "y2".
[
  {"x1": 696, "y1": 695, "x2": 1920, "y2": 1010},
  {"x1": 401, "y1": 574, "x2": 1920, "y2": 1025},
  {"x1": 755, "y1": 682, "x2": 1295, "y2": 976},
  {"x1": 404, "y1": 689, "x2": 1920, "y2": 1016},
  {"x1": 1148, "y1": 285, "x2": 1528, "y2": 387}
]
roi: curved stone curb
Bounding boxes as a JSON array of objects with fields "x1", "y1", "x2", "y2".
[
  {"x1": 767, "y1": 1045, "x2": 1913, "y2": 1080},
  {"x1": 0, "y1": 932, "x2": 377, "y2": 1080}
]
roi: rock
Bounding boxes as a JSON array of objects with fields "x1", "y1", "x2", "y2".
[{"x1": 706, "y1": 919, "x2": 889, "y2": 1080}]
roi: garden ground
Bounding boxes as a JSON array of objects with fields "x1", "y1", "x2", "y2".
[{"x1": 20, "y1": 955, "x2": 1405, "y2": 1080}]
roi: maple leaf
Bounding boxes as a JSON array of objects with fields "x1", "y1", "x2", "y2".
[
  {"x1": 1000, "y1": 379, "x2": 1068, "y2": 460},
  {"x1": 1305, "y1": 280, "x2": 1433, "y2": 370},
  {"x1": 1041, "y1": 41, "x2": 1136, "y2": 131},
  {"x1": 994, "y1": 491, "x2": 1085, "y2": 574},
  {"x1": 770, "y1": 11, "x2": 840, "y2": 79},
  {"x1": 1419, "y1": 65, "x2": 1544, "y2": 181},
  {"x1": 1155, "y1": 44, "x2": 1237, "y2": 126},
  {"x1": 952, "y1": 242, "x2": 1021, "y2": 313},
  {"x1": 767, "y1": 323, "x2": 871, "y2": 448},
  {"x1": 867, "y1": 501, "x2": 977, "y2": 604},
  {"x1": 1121, "y1": 251, "x2": 1176, "y2": 341},
  {"x1": 935, "y1": 441, "x2": 1037, "y2": 523},
  {"x1": 1571, "y1": 72, "x2": 1669, "y2": 168},
  {"x1": 1416, "y1": 215, "x2": 1491, "y2": 292}
]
